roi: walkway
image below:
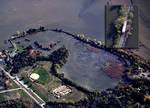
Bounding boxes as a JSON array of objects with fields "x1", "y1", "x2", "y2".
[{"x1": 0, "y1": 88, "x2": 21, "y2": 94}]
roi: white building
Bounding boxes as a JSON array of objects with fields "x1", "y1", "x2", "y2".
[
  {"x1": 52, "y1": 85, "x2": 72, "y2": 98},
  {"x1": 122, "y1": 20, "x2": 127, "y2": 33}
]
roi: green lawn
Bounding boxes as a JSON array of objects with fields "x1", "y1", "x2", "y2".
[
  {"x1": 16, "y1": 46, "x2": 24, "y2": 53},
  {"x1": 19, "y1": 90, "x2": 33, "y2": 102},
  {"x1": 32, "y1": 67, "x2": 51, "y2": 84},
  {"x1": 0, "y1": 94, "x2": 5, "y2": 102},
  {"x1": 7, "y1": 79, "x2": 19, "y2": 89},
  {"x1": 21, "y1": 73, "x2": 49, "y2": 101}
]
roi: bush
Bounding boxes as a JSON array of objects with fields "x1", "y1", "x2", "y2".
[
  {"x1": 119, "y1": 5, "x2": 127, "y2": 17},
  {"x1": 128, "y1": 12, "x2": 134, "y2": 19}
]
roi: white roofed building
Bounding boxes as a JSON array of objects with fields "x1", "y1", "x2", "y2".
[{"x1": 52, "y1": 85, "x2": 72, "y2": 98}]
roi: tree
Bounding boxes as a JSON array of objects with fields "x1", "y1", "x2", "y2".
[
  {"x1": 115, "y1": 16, "x2": 125, "y2": 29},
  {"x1": 55, "y1": 64, "x2": 61, "y2": 73},
  {"x1": 127, "y1": 31, "x2": 132, "y2": 36},
  {"x1": 119, "y1": 5, "x2": 127, "y2": 17},
  {"x1": 146, "y1": 60, "x2": 150, "y2": 68},
  {"x1": 128, "y1": 19, "x2": 132, "y2": 25},
  {"x1": 128, "y1": 12, "x2": 134, "y2": 19},
  {"x1": 49, "y1": 46, "x2": 69, "y2": 64}
]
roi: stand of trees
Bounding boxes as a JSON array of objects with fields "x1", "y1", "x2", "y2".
[
  {"x1": 113, "y1": 5, "x2": 127, "y2": 47},
  {"x1": 49, "y1": 46, "x2": 69, "y2": 65},
  {"x1": 11, "y1": 47, "x2": 36, "y2": 74},
  {"x1": 0, "y1": 99, "x2": 26, "y2": 108}
]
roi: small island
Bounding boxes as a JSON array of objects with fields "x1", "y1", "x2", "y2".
[{"x1": 105, "y1": 4, "x2": 138, "y2": 48}]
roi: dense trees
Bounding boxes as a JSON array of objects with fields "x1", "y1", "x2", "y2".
[
  {"x1": 11, "y1": 48, "x2": 36, "y2": 74},
  {"x1": 47, "y1": 79, "x2": 149, "y2": 108},
  {"x1": 128, "y1": 11, "x2": 134, "y2": 19},
  {"x1": 49, "y1": 46, "x2": 69, "y2": 65},
  {"x1": 0, "y1": 99, "x2": 26, "y2": 108},
  {"x1": 113, "y1": 5, "x2": 127, "y2": 47},
  {"x1": 119, "y1": 5, "x2": 127, "y2": 17},
  {"x1": 115, "y1": 16, "x2": 125, "y2": 29}
]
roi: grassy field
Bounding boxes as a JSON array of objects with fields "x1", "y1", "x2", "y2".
[
  {"x1": 21, "y1": 73, "x2": 49, "y2": 101},
  {"x1": 16, "y1": 45, "x2": 24, "y2": 54},
  {"x1": 32, "y1": 67, "x2": 51, "y2": 84},
  {"x1": 0, "y1": 94, "x2": 5, "y2": 102},
  {"x1": 19, "y1": 62, "x2": 86, "y2": 103},
  {"x1": 0, "y1": 89, "x2": 36, "y2": 107},
  {"x1": 59, "y1": 87, "x2": 86, "y2": 103},
  {"x1": 0, "y1": 89, "x2": 32, "y2": 101},
  {"x1": 7, "y1": 79, "x2": 19, "y2": 89},
  {"x1": 18, "y1": 90, "x2": 33, "y2": 102}
]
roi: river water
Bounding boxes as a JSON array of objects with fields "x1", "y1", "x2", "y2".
[
  {"x1": 0, "y1": 0, "x2": 108, "y2": 47},
  {"x1": 0, "y1": 0, "x2": 149, "y2": 90}
]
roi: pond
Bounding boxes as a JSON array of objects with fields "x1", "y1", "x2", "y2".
[{"x1": 21, "y1": 31, "x2": 125, "y2": 91}]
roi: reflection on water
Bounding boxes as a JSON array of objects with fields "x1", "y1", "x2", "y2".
[{"x1": 0, "y1": 0, "x2": 107, "y2": 47}]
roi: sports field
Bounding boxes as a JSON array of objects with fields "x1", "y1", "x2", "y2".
[{"x1": 32, "y1": 67, "x2": 51, "y2": 84}]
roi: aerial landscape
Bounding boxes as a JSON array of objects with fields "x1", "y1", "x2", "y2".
[{"x1": 0, "y1": 0, "x2": 150, "y2": 108}]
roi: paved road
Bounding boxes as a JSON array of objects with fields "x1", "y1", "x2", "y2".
[
  {"x1": 0, "y1": 88, "x2": 21, "y2": 94},
  {"x1": 119, "y1": 6, "x2": 131, "y2": 48},
  {"x1": 119, "y1": 32, "x2": 126, "y2": 47}
]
